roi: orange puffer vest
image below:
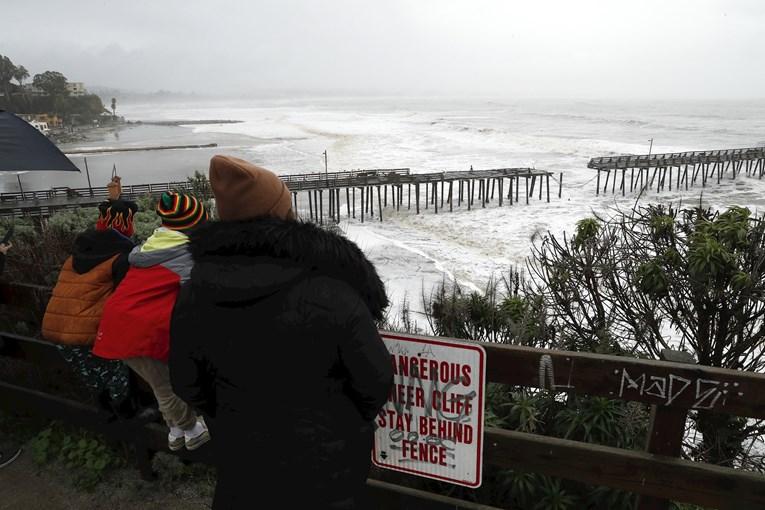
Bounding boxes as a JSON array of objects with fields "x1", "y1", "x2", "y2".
[{"x1": 42, "y1": 254, "x2": 119, "y2": 345}]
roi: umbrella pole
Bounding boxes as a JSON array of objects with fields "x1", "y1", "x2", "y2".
[
  {"x1": 84, "y1": 157, "x2": 93, "y2": 196},
  {"x1": 17, "y1": 174, "x2": 25, "y2": 200}
]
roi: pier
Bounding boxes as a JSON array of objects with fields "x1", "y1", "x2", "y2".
[
  {"x1": 0, "y1": 167, "x2": 558, "y2": 221},
  {"x1": 286, "y1": 167, "x2": 557, "y2": 224},
  {"x1": 590, "y1": 146, "x2": 765, "y2": 196}
]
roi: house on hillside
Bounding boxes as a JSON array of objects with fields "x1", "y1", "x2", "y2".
[
  {"x1": 66, "y1": 82, "x2": 87, "y2": 96},
  {"x1": 20, "y1": 82, "x2": 88, "y2": 97},
  {"x1": 18, "y1": 113, "x2": 63, "y2": 128},
  {"x1": 29, "y1": 120, "x2": 50, "y2": 135},
  {"x1": 21, "y1": 84, "x2": 46, "y2": 96}
]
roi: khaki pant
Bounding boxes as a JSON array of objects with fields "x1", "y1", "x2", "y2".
[{"x1": 125, "y1": 357, "x2": 197, "y2": 430}]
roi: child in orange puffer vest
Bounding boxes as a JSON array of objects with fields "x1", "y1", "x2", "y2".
[{"x1": 42, "y1": 197, "x2": 138, "y2": 415}]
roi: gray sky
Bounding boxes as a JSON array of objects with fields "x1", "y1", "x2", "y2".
[{"x1": 3, "y1": 0, "x2": 764, "y2": 99}]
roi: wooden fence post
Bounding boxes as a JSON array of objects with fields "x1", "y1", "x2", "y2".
[{"x1": 636, "y1": 349, "x2": 695, "y2": 510}]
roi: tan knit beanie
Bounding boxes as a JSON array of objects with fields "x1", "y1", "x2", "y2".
[{"x1": 209, "y1": 155, "x2": 293, "y2": 221}]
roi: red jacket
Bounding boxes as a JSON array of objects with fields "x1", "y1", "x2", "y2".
[{"x1": 93, "y1": 231, "x2": 192, "y2": 363}]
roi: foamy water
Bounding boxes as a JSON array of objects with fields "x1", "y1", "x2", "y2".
[{"x1": 5, "y1": 97, "x2": 765, "y2": 327}]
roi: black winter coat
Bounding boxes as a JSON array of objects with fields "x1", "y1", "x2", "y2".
[{"x1": 169, "y1": 218, "x2": 393, "y2": 509}]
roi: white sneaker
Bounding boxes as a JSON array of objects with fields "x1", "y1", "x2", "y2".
[
  {"x1": 184, "y1": 417, "x2": 211, "y2": 451},
  {"x1": 168, "y1": 426, "x2": 185, "y2": 451}
]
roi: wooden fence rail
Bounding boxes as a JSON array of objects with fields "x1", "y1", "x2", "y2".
[{"x1": 2, "y1": 282, "x2": 764, "y2": 509}]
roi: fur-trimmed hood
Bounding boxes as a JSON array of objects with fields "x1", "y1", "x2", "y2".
[{"x1": 187, "y1": 218, "x2": 388, "y2": 319}]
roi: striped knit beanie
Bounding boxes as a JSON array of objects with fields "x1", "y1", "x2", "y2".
[
  {"x1": 155, "y1": 192, "x2": 208, "y2": 231},
  {"x1": 96, "y1": 199, "x2": 137, "y2": 237}
]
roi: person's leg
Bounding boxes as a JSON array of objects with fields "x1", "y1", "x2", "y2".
[
  {"x1": 125, "y1": 357, "x2": 210, "y2": 450},
  {"x1": 124, "y1": 357, "x2": 198, "y2": 430},
  {"x1": 57, "y1": 345, "x2": 131, "y2": 413}
]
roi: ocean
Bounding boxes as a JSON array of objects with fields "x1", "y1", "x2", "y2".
[{"x1": 5, "y1": 97, "x2": 765, "y2": 325}]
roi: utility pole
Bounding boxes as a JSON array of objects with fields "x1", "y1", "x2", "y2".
[
  {"x1": 648, "y1": 138, "x2": 654, "y2": 156},
  {"x1": 322, "y1": 150, "x2": 328, "y2": 179},
  {"x1": 84, "y1": 157, "x2": 93, "y2": 196},
  {"x1": 16, "y1": 173, "x2": 24, "y2": 200}
]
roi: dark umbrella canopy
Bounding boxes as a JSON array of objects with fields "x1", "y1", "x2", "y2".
[{"x1": 0, "y1": 110, "x2": 79, "y2": 172}]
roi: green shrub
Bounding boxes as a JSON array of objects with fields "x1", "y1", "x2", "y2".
[
  {"x1": 421, "y1": 268, "x2": 650, "y2": 509},
  {"x1": 28, "y1": 423, "x2": 125, "y2": 489}
]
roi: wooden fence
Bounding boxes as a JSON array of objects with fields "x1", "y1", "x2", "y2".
[{"x1": 2, "y1": 282, "x2": 764, "y2": 509}]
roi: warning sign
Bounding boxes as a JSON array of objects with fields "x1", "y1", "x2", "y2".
[{"x1": 372, "y1": 332, "x2": 486, "y2": 488}]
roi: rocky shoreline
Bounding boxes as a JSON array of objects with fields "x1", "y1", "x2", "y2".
[{"x1": 49, "y1": 124, "x2": 127, "y2": 145}]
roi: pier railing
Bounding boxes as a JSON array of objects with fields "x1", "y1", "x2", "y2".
[
  {"x1": 589, "y1": 145, "x2": 765, "y2": 196},
  {"x1": 1, "y1": 281, "x2": 764, "y2": 509},
  {"x1": 588, "y1": 146, "x2": 765, "y2": 170}
]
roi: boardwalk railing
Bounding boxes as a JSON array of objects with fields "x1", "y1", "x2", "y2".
[
  {"x1": 2, "y1": 281, "x2": 764, "y2": 509},
  {"x1": 0, "y1": 181, "x2": 195, "y2": 203}
]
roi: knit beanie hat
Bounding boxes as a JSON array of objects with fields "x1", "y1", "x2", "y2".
[
  {"x1": 209, "y1": 155, "x2": 293, "y2": 221},
  {"x1": 155, "y1": 192, "x2": 208, "y2": 231},
  {"x1": 95, "y1": 199, "x2": 138, "y2": 237}
]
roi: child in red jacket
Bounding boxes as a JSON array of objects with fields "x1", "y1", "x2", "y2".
[{"x1": 94, "y1": 192, "x2": 211, "y2": 451}]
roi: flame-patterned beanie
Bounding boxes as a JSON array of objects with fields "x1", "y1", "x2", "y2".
[{"x1": 95, "y1": 199, "x2": 138, "y2": 237}]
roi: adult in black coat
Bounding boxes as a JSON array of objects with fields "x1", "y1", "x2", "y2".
[{"x1": 170, "y1": 155, "x2": 393, "y2": 510}]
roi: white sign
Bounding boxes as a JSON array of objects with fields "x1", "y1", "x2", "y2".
[{"x1": 372, "y1": 332, "x2": 486, "y2": 488}]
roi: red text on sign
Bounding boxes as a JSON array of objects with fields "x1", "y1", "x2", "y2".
[{"x1": 402, "y1": 440, "x2": 448, "y2": 466}]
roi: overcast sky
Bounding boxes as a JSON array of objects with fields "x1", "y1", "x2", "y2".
[{"x1": 3, "y1": 0, "x2": 764, "y2": 99}]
